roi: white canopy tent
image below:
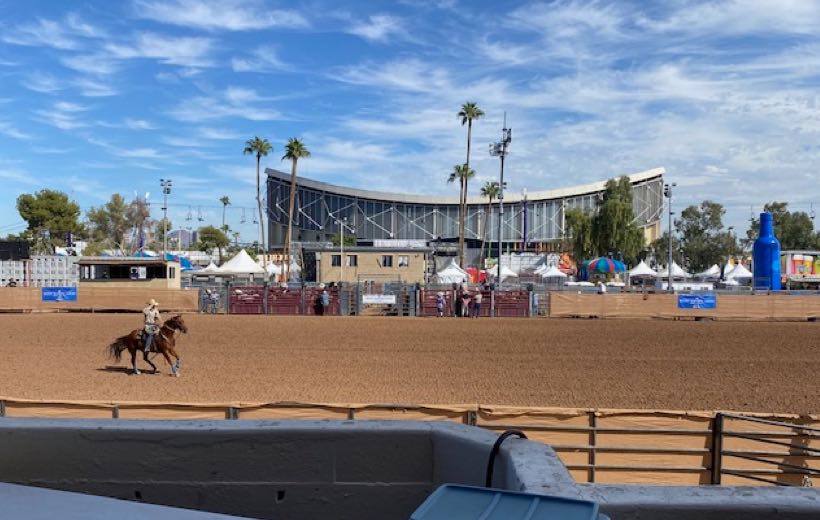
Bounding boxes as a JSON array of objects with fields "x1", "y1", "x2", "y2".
[
  {"x1": 265, "y1": 263, "x2": 282, "y2": 276},
  {"x1": 217, "y1": 249, "x2": 265, "y2": 275},
  {"x1": 200, "y1": 262, "x2": 220, "y2": 274},
  {"x1": 695, "y1": 264, "x2": 721, "y2": 281},
  {"x1": 656, "y1": 262, "x2": 690, "y2": 279},
  {"x1": 628, "y1": 260, "x2": 657, "y2": 278},
  {"x1": 488, "y1": 264, "x2": 519, "y2": 282},
  {"x1": 434, "y1": 259, "x2": 469, "y2": 284},
  {"x1": 725, "y1": 263, "x2": 753, "y2": 282}
]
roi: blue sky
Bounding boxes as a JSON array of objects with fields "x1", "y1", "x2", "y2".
[{"x1": 1, "y1": 0, "x2": 819, "y2": 242}]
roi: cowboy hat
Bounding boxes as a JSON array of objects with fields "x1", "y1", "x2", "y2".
[{"x1": 147, "y1": 298, "x2": 159, "y2": 307}]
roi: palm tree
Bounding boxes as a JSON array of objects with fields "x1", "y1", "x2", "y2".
[
  {"x1": 243, "y1": 137, "x2": 272, "y2": 254},
  {"x1": 478, "y1": 181, "x2": 500, "y2": 270},
  {"x1": 219, "y1": 196, "x2": 231, "y2": 230},
  {"x1": 457, "y1": 101, "x2": 484, "y2": 266},
  {"x1": 447, "y1": 164, "x2": 475, "y2": 265},
  {"x1": 282, "y1": 137, "x2": 311, "y2": 281}
]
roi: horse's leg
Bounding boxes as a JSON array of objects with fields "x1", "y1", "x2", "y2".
[
  {"x1": 130, "y1": 348, "x2": 140, "y2": 375},
  {"x1": 160, "y1": 349, "x2": 177, "y2": 377},
  {"x1": 168, "y1": 346, "x2": 181, "y2": 375},
  {"x1": 142, "y1": 349, "x2": 159, "y2": 374}
]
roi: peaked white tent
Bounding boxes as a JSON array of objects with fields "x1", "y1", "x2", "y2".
[
  {"x1": 628, "y1": 260, "x2": 657, "y2": 278},
  {"x1": 656, "y1": 262, "x2": 690, "y2": 279},
  {"x1": 200, "y1": 262, "x2": 220, "y2": 274},
  {"x1": 435, "y1": 259, "x2": 469, "y2": 284},
  {"x1": 488, "y1": 264, "x2": 519, "y2": 282},
  {"x1": 217, "y1": 249, "x2": 265, "y2": 275},
  {"x1": 695, "y1": 264, "x2": 721, "y2": 280},
  {"x1": 265, "y1": 263, "x2": 282, "y2": 275},
  {"x1": 725, "y1": 263, "x2": 753, "y2": 281},
  {"x1": 539, "y1": 265, "x2": 567, "y2": 279}
]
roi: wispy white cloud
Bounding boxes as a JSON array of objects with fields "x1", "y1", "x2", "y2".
[
  {"x1": 0, "y1": 121, "x2": 32, "y2": 140},
  {"x1": 197, "y1": 127, "x2": 242, "y2": 140},
  {"x1": 133, "y1": 0, "x2": 309, "y2": 31},
  {"x1": 34, "y1": 101, "x2": 90, "y2": 130},
  {"x1": 346, "y1": 14, "x2": 405, "y2": 42},
  {"x1": 168, "y1": 86, "x2": 282, "y2": 121},
  {"x1": 231, "y1": 46, "x2": 288, "y2": 72},
  {"x1": 21, "y1": 72, "x2": 65, "y2": 93},
  {"x1": 105, "y1": 32, "x2": 215, "y2": 68},
  {"x1": 87, "y1": 136, "x2": 167, "y2": 160},
  {"x1": 125, "y1": 118, "x2": 156, "y2": 130},
  {"x1": 74, "y1": 77, "x2": 118, "y2": 97},
  {"x1": 2, "y1": 14, "x2": 103, "y2": 50},
  {"x1": 60, "y1": 54, "x2": 119, "y2": 76}
]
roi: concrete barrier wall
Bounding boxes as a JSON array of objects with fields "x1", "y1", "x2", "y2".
[
  {"x1": 0, "y1": 287, "x2": 199, "y2": 312},
  {"x1": 1, "y1": 398, "x2": 817, "y2": 487},
  {"x1": 549, "y1": 293, "x2": 820, "y2": 320}
]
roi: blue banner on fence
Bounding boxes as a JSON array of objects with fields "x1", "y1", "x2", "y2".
[
  {"x1": 41, "y1": 287, "x2": 78, "y2": 302},
  {"x1": 677, "y1": 293, "x2": 716, "y2": 309}
]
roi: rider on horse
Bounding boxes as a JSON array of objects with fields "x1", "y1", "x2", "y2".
[{"x1": 142, "y1": 299, "x2": 161, "y2": 353}]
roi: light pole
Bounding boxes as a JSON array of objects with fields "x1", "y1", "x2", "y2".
[
  {"x1": 727, "y1": 226, "x2": 735, "y2": 262},
  {"x1": 663, "y1": 182, "x2": 676, "y2": 293},
  {"x1": 160, "y1": 178, "x2": 172, "y2": 255},
  {"x1": 490, "y1": 113, "x2": 511, "y2": 287}
]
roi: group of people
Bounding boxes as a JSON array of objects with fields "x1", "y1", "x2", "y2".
[{"x1": 435, "y1": 286, "x2": 483, "y2": 318}]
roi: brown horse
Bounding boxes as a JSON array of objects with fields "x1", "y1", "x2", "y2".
[{"x1": 107, "y1": 314, "x2": 188, "y2": 376}]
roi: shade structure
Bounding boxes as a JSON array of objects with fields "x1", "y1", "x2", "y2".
[
  {"x1": 628, "y1": 260, "x2": 657, "y2": 278},
  {"x1": 488, "y1": 264, "x2": 519, "y2": 282},
  {"x1": 199, "y1": 262, "x2": 220, "y2": 274},
  {"x1": 656, "y1": 262, "x2": 690, "y2": 279},
  {"x1": 265, "y1": 262, "x2": 282, "y2": 275},
  {"x1": 435, "y1": 258, "x2": 469, "y2": 284},
  {"x1": 539, "y1": 265, "x2": 567, "y2": 278},
  {"x1": 164, "y1": 253, "x2": 193, "y2": 270},
  {"x1": 587, "y1": 257, "x2": 627, "y2": 274},
  {"x1": 217, "y1": 249, "x2": 265, "y2": 275},
  {"x1": 725, "y1": 263, "x2": 753, "y2": 281},
  {"x1": 695, "y1": 264, "x2": 721, "y2": 280}
]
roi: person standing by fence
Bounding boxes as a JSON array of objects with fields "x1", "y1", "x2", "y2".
[
  {"x1": 436, "y1": 292, "x2": 445, "y2": 317},
  {"x1": 472, "y1": 291, "x2": 482, "y2": 318},
  {"x1": 320, "y1": 289, "x2": 330, "y2": 316},
  {"x1": 461, "y1": 290, "x2": 471, "y2": 317},
  {"x1": 209, "y1": 290, "x2": 220, "y2": 314}
]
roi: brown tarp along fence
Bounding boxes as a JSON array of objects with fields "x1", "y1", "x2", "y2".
[
  {"x1": 548, "y1": 292, "x2": 820, "y2": 320},
  {"x1": 1, "y1": 397, "x2": 817, "y2": 487},
  {"x1": 0, "y1": 287, "x2": 200, "y2": 312}
]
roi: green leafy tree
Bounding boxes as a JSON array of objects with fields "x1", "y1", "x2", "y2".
[
  {"x1": 125, "y1": 195, "x2": 152, "y2": 253},
  {"x1": 674, "y1": 201, "x2": 735, "y2": 272},
  {"x1": 243, "y1": 136, "x2": 272, "y2": 253},
  {"x1": 746, "y1": 202, "x2": 818, "y2": 250},
  {"x1": 86, "y1": 193, "x2": 130, "y2": 253},
  {"x1": 330, "y1": 233, "x2": 356, "y2": 246},
  {"x1": 650, "y1": 232, "x2": 684, "y2": 267},
  {"x1": 478, "y1": 181, "x2": 500, "y2": 269},
  {"x1": 282, "y1": 137, "x2": 311, "y2": 280},
  {"x1": 196, "y1": 225, "x2": 230, "y2": 264},
  {"x1": 16, "y1": 189, "x2": 84, "y2": 253},
  {"x1": 591, "y1": 177, "x2": 644, "y2": 263},
  {"x1": 457, "y1": 101, "x2": 484, "y2": 267},
  {"x1": 564, "y1": 208, "x2": 594, "y2": 269}
]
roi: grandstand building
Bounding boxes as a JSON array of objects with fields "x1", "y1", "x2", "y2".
[{"x1": 266, "y1": 167, "x2": 665, "y2": 253}]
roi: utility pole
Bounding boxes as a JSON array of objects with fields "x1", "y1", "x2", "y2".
[
  {"x1": 663, "y1": 182, "x2": 676, "y2": 293},
  {"x1": 340, "y1": 217, "x2": 346, "y2": 284},
  {"x1": 490, "y1": 113, "x2": 511, "y2": 288},
  {"x1": 160, "y1": 179, "x2": 172, "y2": 255}
]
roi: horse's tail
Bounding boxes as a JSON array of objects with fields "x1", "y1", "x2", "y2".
[{"x1": 107, "y1": 335, "x2": 130, "y2": 362}]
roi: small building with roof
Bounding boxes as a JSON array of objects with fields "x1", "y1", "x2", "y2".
[{"x1": 77, "y1": 256, "x2": 182, "y2": 289}]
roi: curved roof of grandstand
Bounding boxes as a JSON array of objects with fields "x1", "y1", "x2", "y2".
[{"x1": 266, "y1": 167, "x2": 664, "y2": 205}]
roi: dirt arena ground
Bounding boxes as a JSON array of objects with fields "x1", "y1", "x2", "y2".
[{"x1": 0, "y1": 314, "x2": 817, "y2": 413}]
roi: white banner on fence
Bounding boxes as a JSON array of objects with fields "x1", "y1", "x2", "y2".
[{"x1": 362, "y1": 294, "x2": 396, "y2": 305}]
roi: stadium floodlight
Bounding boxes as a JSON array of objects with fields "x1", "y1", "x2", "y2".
[
  {"x1": 160, "y1": 179, "x2": 172, "y2": 255},
  {"x1": 663, "y1": 182, "x2": 676, "y2": 293},
  {"x1": 489, "y1": 113, "x2": 512, "y2": 288}
]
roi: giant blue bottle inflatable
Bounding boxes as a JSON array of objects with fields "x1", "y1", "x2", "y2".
[{"x1": 753, "y1": 212, "x2": 781, "y2": 290}]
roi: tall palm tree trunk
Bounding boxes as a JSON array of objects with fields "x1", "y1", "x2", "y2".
[
  {"x1": 222, "y1": 205, "x2": 226, "y2": 229},
  {"x1": 459, "y1": 120, "x2": 473, "y2": 267},
  {"x1": 255, "y1": 155, "x2": 265, "y2": 253},
  {"x1": 284, "y1": 159, "x2": 298, "y2": 281}
]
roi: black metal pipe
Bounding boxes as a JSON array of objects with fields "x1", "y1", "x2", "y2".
[{"x1": 485, "y1": 429, "x2": 527, "y2": 488}]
